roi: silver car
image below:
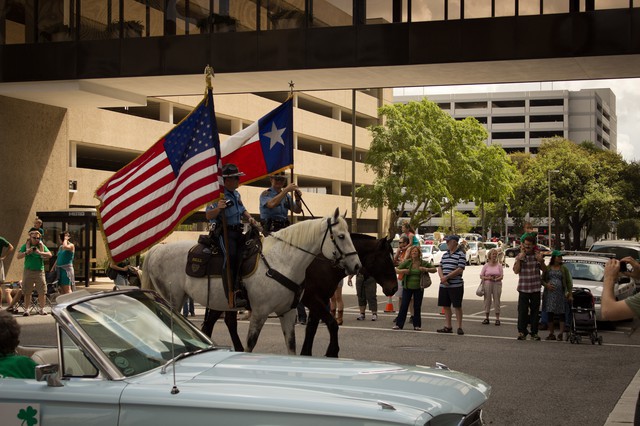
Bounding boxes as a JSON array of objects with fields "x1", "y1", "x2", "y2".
[
  {"x1": 562, "y1": 252, "x2": 636, "y2": 321},
  {"x1": 3, "y1": 288, "x2": 491, "y2": 425}
]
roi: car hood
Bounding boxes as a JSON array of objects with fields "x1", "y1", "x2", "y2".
[{"x1": 126, "y1": 351, "x2": 490, "y2": 422}]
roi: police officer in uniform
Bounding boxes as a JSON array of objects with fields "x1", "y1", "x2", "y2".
[
  {"x1": 206, "y1": 164, "x2": 259, "y2": 308},
  {"x1": 259, "y1": 171, "x2": 302, "y2": 236}
]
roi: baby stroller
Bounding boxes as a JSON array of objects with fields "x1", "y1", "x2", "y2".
[{"x1": 568, "y1": 288, "x2": 603, "y2": 345}]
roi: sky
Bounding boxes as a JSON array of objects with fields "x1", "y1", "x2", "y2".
[{"x1": 394, "y1": 78, "x2": 640, "y2": 162}]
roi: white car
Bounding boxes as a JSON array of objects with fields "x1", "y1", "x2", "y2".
[
  {"x1": 562, "y1": 252, "x2": 636, "y2": 321},
  {"x1": 420, "y1": 244, "x2": 442, "y2": 265},
  {"x1": 466, "y1": 241, "x2": 487, "y2": 265}
]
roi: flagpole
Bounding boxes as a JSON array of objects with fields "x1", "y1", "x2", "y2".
[
  {"x1": 288, "y1": 81, "x2": 295, "y2": 225},
  {"x1": 206, "y1": 65, "x2": 235, "y2": 309}
]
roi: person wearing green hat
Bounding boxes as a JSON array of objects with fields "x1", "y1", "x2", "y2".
[{"x1": 540, "y1": 250, "x2": 573, "y2": 341}]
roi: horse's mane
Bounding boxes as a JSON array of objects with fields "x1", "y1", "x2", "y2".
[{"x1": 263, "y1": 216, "x2": 338, "y2": 252}]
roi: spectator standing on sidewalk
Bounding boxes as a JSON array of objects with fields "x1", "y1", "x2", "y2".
[
  {"x1": 16, "y1": 228, "x2": 52, "y2": 316},
  {"x1": 394, "y1": 246, "x2": 436, "y2": 331},
  {"x1": 437, "y1": 235, "x2": 466, "y2": 335},
  {"x1": 392, "y1": 235, "x2": 411, "y2": 324},
  {"x1": 513, "y1": 235, "x2": 547, "y2": 341},
  {"x1": 351, "y1": 270, "x2": 378, "y2": 321},
  {"x1": 480, "y1": 248, "x2": 504, "y2": 326}
]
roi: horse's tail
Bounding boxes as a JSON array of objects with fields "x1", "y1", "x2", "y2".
[{"x1": 140, "y1": 245, "x2": 157, "y2": 290}]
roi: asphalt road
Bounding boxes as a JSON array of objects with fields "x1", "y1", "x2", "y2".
[{"x1": 15, "y1": 263, "x2": 640, "y2": 426}]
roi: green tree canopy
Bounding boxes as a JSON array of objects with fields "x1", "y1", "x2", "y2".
[{"x1": 357, "y1": 98, "x2": 513, "y2": 236}]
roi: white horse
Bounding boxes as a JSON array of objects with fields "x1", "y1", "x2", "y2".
[{"x1": 142, "y1": 208, "x2": 361, "y2": 354}]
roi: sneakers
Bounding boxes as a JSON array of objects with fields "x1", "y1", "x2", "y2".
[
  {"x1": 414, "y1": 327, "x2": 422, "y2": 331},
  {"x1": 39, "y1": 309, "x2": 48, "y2": 316},
  {"x1": 517, "y1": 332, "x2": 527, "y2": 340},
  {"x1": 457, "y1": 328, "x2": 464, "y2": 335},
  {"x1": 356, "y1": 313, "x2": 365, "y2": 321},
  {"x1": 371, "y1": 313, "x2": 378, "y2": 321},
  {"x1": 546, "y1": 334, "x2": 556, "y2": 341},
  {"x1": 530, "y1": 334, "x2": 541, "y2": 341},
  {"x1": 482, "y1": 319, "x2": 490, "y2": 325},
  {"x1": 557, "y1": 333, "x2": 564, "y2": 341},
  {"x1": 392, "y1": 325, "x2": 401, "y2": 330}
]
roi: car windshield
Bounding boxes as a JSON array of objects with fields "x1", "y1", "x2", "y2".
[
  {"x1": 421, "y1": 246, "x2": 432, "y2": 254},
  {"x1": 469, "y1": 242, "x2": 478, "y2": 250},
  {"x1": 67, "y1": 291, "x2": 212, "y2": 376},
  {"x1": 564, "y1": 260, "x2": 605, "y2": 282}
]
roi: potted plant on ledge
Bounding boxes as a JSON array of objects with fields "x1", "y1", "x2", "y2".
[
  {"x1": 107, "y1": 20, "x2": 144, "y2": 38},
  {"x1": 44, "y1": 23, "x2": 71, "y2": 42},
  {"x1": 196, "y1": 13, "x2": 237, "y2": 33}
]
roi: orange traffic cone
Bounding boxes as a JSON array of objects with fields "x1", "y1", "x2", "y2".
[{"x1": 384, "y1": 296, "x2": 395, "y2": 313}]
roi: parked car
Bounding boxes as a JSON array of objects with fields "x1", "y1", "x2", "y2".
[
  {"x1": 562, "y1": 252, "x2": 636, "y2": 321},
  {"x1": 588, "y1": 239, "x2": 640, "y2": 260},
  {"x1": 466, "y1": 241, "x2": 488, "y2": 265},
  {"x1": 504, "y1": 243, "x2": 550, "y2": 258},
  {"x1": 421, "y1": 243, "x2": 443, "y2": 265},
  {"x1": 588, "y1": 239, "x2": 640, "y2": 290},
  {"x1": 4, "y1": 288, "x2": 491, "y2": 425}
]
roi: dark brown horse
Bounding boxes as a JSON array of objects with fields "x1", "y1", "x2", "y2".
[{"x1": 201, "y1": 233, "x2": 397, "y2": 357}]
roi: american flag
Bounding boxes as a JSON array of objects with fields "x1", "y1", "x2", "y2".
[{"x1": 96, "y1": 89, "x2": 222, "y2": 262}]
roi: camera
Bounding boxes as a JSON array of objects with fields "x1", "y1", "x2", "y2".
[
  {"x1": 224, "y1": 199, "x2": 233, "y2": 207},
  {"x1": 620, "y1": 261, "x2": 629, "y2": 273}
]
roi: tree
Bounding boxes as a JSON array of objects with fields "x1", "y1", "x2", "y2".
[
  {"x1": 617, "y1": 219, "x2": 640, "y2": 240},
  {"x1": 357, "y1": 99, "x2": 505, "y2": 236},
  {"x1": 511, "y1": 138, "x2": 627, "y2": 250}
]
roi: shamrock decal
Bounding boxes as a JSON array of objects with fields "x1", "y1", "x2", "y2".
[{"x1": 17, "y1": 405, "x2": 38, "y2": 426}]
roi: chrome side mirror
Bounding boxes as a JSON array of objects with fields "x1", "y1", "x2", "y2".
[{"x1": 35, "y1": 364, "x2": 64, "y2": 387}]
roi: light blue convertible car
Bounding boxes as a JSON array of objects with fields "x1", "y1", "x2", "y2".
[{"x1": 1, "y1": 289, "x2": 490, "y2": 425}]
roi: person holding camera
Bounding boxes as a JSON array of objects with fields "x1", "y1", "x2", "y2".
[
  {"x1": 16, "y1": 228, "x2": 52, "y2": 316},
  {"x1": 259, "y1": 171, "x2": 302, "y2": 236},
  {"x1": 205, "y1": 164, "x2": 260, "y2": 308},
  {"x1": 602, "y1": 257, "x2": 640, "y2": 320},
  {"x1": 55, "y1": 231, "x2": 74, "y2": 294}
]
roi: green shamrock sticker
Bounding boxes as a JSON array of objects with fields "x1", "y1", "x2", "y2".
[{"x1": 17, "y1": 405, "x2": 38, "y2": 426}]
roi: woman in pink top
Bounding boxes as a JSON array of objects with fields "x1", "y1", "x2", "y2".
[{"x1": 480, "y1": 249, "x2": 504, "y2": 325}]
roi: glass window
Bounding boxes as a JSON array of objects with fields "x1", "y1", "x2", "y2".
[
  {"x1": 543, "y1": 1, "x2": 569, "y2": 14},
  {"x1": 79, "y1": 0, "x2": 119, "y2": 40},
  {"x1": 518, "y1": 0, "x2": 541, "y2": 16},
  {"x1": 60, "y1": 328, "x2": 99, "y2": 378},
  {"x1": 366, "y1": 0, "x2": 393, "y2": 24},
  {"x1": 412, "y1": 0, "x2": 446, "y2": 21},
  {"x1": 312, "y1": 0, "x2": 353, "y2": 27},
  {"x1": 261, "y1": 0, "x2": 306, "y2": 30},
  {"x1": 465, "y1": 0, "x2": 491, "y2": 18},
  {"x1": 594, "y1": 0, "x2": 633, "y2": 10},
  {"x1": 495, "y1": 0, "x2": 516, "y2": 16},
  {"x1": 448, "y1": 0, "x2": 461, "y2": 19}
]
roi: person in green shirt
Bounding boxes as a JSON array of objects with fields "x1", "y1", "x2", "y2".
[
  {"x1": 16, "y1": 228, "x2": 52, "y2": 316},
  {"x1": 0, "y1": 310, "x2": 37, "y2": 379},
  {"x1": 392, "y1": 245, "x2": 437, "y2": 331}
]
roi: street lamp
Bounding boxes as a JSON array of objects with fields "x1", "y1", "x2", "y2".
[{"x1": 548, "y1": 169, "x2": 560, "y2": 248}]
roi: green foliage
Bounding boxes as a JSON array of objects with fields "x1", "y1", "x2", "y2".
[
  {"x1": 511, "y1": 137, "x2": 628, "y2": 249},
  {"x1": 357, "y1": 98, "x2": 513, "y2": 236},
  {"x1": 617, "y1": 219, "x2": 640, "y2": 240},
  {"x1": 437, "y1": 210, "x2": 472, "y2": 235}
]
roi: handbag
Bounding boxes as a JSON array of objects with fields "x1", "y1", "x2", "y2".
[
  {"x1": 476, "y1": 280, "x2": 485, "y2": 297},
  {"x1": 106, "y1": 266, "x2": 118, "y2": 280},
  {"x1": 419, "y1": 272, "x2": 432, "y2": 289}
]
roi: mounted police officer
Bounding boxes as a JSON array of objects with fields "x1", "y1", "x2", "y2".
[
  {"x1": 205, "y1": 164, "x2": 260, "y2": 308},
  {"x1": 259, "y1": 171, "x2": 302, "y2": 236}
]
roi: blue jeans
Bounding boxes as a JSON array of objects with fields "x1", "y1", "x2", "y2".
[{"x1": 396, "y1": 287, "x2": 424, "y2": 329}]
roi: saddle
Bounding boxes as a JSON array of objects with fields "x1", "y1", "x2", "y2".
[{"x1": 185, "y1": 234, "x2": 262, "y2": 278}]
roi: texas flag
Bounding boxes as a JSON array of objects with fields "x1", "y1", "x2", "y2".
[{"x1": 221, "y1": 99, "x2": 293, "y2": 184}]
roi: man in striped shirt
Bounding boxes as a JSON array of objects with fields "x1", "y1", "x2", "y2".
[
  {"x1": 437, "y1": 235, "x2": 467, "y2": 335},
  {"x1": 513, "y1": 235, "x2": 548, "y2": 340}
]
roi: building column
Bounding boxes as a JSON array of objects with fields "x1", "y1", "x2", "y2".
[{"x1": 159, "y1": 102, "x2": 173, "y2": 124}]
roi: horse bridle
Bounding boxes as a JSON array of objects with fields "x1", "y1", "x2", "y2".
[{"x1": 319, "y1": 217, "x2": 358, "y2": 266}]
